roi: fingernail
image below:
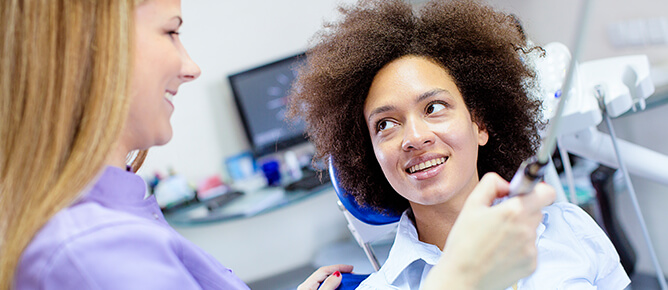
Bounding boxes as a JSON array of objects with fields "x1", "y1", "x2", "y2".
[{"x1": 333, "y1": 271, "x2": 341, "y2": 277}]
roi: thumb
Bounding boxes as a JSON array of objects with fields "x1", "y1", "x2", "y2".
[{"x1": 466, "y1": 173, "x2": 510, "y2": 207}]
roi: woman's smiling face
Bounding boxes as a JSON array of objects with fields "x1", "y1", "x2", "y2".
[
  {"x1": 121, "y1": 0, "x2": 201, "y2": 152},
  {"x1": 364, "y1": 55, "x2": 488, "y2": 207}
]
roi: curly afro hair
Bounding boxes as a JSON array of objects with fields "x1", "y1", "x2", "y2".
[{"x1": 288, "y1": 0, "x2": 544, "y2": 215}]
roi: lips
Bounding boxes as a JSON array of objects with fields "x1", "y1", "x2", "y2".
[
  {"x1": 165, "y1": 91, "x2": 175, "y2": 103},
  {"x1": 404, "y1": 154, "x2": 449, "y2": 174},
  {"x1": 407, "y1": 157, "x2": 447, "y2": 174}
]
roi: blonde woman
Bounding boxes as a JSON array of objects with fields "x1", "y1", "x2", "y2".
[{"x1": 0, "y1": 0, "x2": 554, "y2": 289}]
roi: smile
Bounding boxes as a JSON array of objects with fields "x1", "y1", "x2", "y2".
[
  {"x1": 407, "y1": 157, "x2": 447, "y2": 174},
  {"x1": 165, "y1": 91, "x2": 175, "y2": 103}
]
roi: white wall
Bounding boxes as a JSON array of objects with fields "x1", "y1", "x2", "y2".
[
  {"x1": 139, "y1": 0, "x2": 356, "y2": 182},
  {"x1": 489, "y1": 0, "x2": 668, "y2": 277},
  {"x1": 488, "y1": 0, "x2": 668, "y2": 65}
]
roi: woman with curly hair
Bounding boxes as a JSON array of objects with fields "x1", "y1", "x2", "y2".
[{"x1": 289, "y1": 0, "x2": 630, "y2": 288}]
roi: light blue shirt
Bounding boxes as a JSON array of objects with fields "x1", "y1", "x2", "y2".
[{"x1": 358, "y1": 202, "x2": 630, "y2": 289}]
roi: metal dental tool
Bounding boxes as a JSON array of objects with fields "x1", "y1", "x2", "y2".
[{"x1": 508, "y1": 0, "x2": 593, "y2": 197}]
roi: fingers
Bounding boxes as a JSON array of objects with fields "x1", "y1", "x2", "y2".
[
  {"x1": 333, "y1": 264, "x2": 354, "y2": 273},
  {"x1": 297, "y1": 265, "x2": 353, "y2": 290},
  {"x1": 318, "y1": 271, "x2": 342, "y2": 290},
  {"x1": 491, "y1": 182, "x2": 555, "y2": 233},
  {"x1": 466, "y1": 173, "x2": 510, "y2": 207},
  {"x1": 523, "y1": 182, "x2": 556, "y2": 209},
  {"x1": 472, "y1": 172, "x2": 554, "y2": 212},
  {"x1": 503, "y1": 182, "x2": 555, "y2": 219}
]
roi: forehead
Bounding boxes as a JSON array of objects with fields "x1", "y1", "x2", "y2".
[
  {"x1": 364, "y1": 55, "x2": 463, "y2": 112},
  {"x1": 135, "y1": 0, "x2": 182, "y2": 19}
]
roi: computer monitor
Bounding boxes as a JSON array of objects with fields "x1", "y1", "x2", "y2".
[{"x1": 228, "y1": 53, "x2": 308, "y2": 157}]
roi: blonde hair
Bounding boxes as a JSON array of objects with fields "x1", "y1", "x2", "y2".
[{"x1": 0, "y1": 0, "x2": 141, "y2": 287}]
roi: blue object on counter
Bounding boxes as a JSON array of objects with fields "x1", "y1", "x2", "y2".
[
  {"x1": 335, "y1": 273, "x2": 370, "y2": 290},
  {"x1": 225, "y1": 151, "x2": 257, "y2": 182},
  {"x1": 261, "y1": 159, "x2": 281, "y2": 186}
]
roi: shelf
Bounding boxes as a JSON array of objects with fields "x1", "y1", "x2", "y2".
[{"x1": 164, "y1": 181, "x2": 334, "y2": 226}]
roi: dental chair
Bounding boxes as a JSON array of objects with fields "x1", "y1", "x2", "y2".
[{"x1": 328, "y1": 158, "x2": 401, "y2": 289}]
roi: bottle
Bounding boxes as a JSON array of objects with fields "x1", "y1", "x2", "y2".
[{"x1": 284, "y1": 150, "x2": 303, "y2": 181}]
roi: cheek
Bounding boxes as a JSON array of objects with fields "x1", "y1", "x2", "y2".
[
  {"x1": 135, "y1": 38, "x2": 181, "y2": 84},
  {"x1": 435, "y1": 124, "x2": 481, "y2": 164},
  {"x1": 131, "y1": 57, "x2": 159, "y2": 100},
  {"x1": 125, "y1": 92, "x2": 151, "y2": 130},
  {"x1": 434, "y1": 118, "x2": 475, "y2": 145},
  {"x1": 127, "y1": 80, "x2": 153, "y2": 115},
  {"x1": 372, "y1": 142, "x2": 389, "y2": 170},
  {"x1": 372, "y1": 140, "x2": 402, "y2": 183}
]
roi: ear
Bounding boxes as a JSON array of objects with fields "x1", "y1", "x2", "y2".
[{"x1": 476, "y1": 122, "x2": 489, "y2": 146}]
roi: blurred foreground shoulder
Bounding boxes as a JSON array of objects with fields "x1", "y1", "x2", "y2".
[{"x1": 15, "y1": 207, "x2": 203, "y2": 290}]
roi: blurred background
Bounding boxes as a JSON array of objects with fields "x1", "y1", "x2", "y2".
[{"x1": 139, "y1": 0, "x2": 668, "y2": 288}]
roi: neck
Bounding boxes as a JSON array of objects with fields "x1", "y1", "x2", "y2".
[
  {"x1": 107, "y1": 142, "x2": 130, "y2": 169},
  {"x1": 409, "y1": 179, "x2": 479, "y2": 251}
]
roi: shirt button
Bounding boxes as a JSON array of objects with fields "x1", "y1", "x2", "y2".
[{"x1": 153, "y1": 213, "x2": 159, "y2": 220}]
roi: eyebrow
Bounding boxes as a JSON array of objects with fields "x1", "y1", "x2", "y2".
[
  {"x1": 367, "y1": 88, "x2": 449, "y2": 122},
  {"x1": 416, "y1": 88, "x2": 448, "y2": 103}
]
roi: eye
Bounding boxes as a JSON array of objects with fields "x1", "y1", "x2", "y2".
[
  {"x1": 426, "y1": 102, "x2": 446, "y2": 115},
  {"x1": 376, "y1": 119, "x2": 397, "y2": 132},
  {"x1": 167, "y1": 30, "x2": 180, "y2": 38}
]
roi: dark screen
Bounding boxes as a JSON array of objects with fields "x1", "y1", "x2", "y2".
[{"x1": 229, "y1": 53, "x2": 307, "y2": 157}]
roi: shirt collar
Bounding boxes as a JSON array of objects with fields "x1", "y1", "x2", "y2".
[
  {"x1": 83, "y1": 166, "x2": 147, "y2": 204},
  {"x1": 382, "y1": 209, "x2": 443, "y2": 284},
  {"x1": 75, "y1": 166, "x2": 164, "y2": 222},
  {"x1": 537, "y1": 208, "x2": 549, "y2": 242},
  {"x1": 381, "y1": 205, "x2": 550, "y2": 285}
]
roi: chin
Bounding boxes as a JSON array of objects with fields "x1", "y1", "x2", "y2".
[
  {"x1": 402, "y1": 182, "x2": 459, "y2": 204},
  {"x1": 149, "y1": 130, "x2": 173, "y2": 147},
  {"x1": 155, "y1": 135, "x2": 173, "y2": 146},
  {"x1": 415, "y1": 192, "x2": 458, "y2": 206}
]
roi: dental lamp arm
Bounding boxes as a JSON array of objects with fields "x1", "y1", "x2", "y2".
[{"x1": 559, "y1": 127, "x2": 668, "y2": 186}]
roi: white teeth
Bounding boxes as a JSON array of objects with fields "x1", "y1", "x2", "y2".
[
  {"x1": 165, "y1": 92, "x2": 174, "y2": 103},
  {"x1": 409, "y1": 157, "x2": 447, "y2": 174}
]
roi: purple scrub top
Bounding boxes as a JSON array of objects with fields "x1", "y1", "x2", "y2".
[{"x1": 15, "y1": 166, "x2": 250, "y2": 290}]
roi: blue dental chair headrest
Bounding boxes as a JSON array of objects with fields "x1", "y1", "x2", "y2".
[{"x1": 328, "y1": 157, "x2": 401, "y2": 225}]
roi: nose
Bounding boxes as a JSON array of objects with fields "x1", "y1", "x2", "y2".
[
  {"x1": 179, "y1": 46, "x2": 201, "y2": 82},
  {"x1": 401, "y1": 118, "x2": 434, "y2": 151}
]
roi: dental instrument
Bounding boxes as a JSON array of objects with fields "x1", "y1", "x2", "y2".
[{"x1": 508, "y1": 0, "x2": 593, "y2": 197}]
